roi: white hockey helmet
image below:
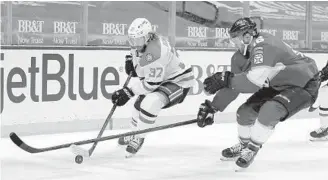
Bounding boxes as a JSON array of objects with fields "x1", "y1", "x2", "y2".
[{"x1": 127, "y1": 18, "x2": 152, "y2": 48}]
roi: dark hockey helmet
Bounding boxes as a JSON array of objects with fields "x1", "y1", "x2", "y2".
[{"x1": 229, "y1": 17, "x2": 257, "y2": 38}]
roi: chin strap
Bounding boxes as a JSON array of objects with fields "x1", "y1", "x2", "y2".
[{"x1": 242, "y1": 36, "x2": 253, "y2": 56}]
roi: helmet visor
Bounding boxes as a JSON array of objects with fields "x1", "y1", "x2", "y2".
[
  {"x1": 230, "y1": 35, "x2": 249, "y2": 55},
  {"x1": 128, "y1": 36, "x2": 146, "y2": 47}
]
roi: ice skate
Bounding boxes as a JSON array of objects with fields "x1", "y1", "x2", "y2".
[
  {"x1": 125, "y1": 136, "x2": 145, "y2": 158},
  {"x1": 310, "y1": 127, "x2": 328, "y2": 141},
  {"x1": 220, "y1": 142, "x2": 247, "y2": 161},
  {"x1": 235, "y1": 143, "x2": 260, "y2": 170}
]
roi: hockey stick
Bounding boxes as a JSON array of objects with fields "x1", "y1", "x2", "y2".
[
  {"x1": 10, "y1": 119, "x2": 198, "y2": 154},
  {"x1": 70, "y1": 74, "x2": 132, "y2": 157}
]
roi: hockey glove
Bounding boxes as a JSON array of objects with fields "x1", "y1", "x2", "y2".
[
  {"x1": 320, "y1": 61, "x2": 328, "y2": 82},
  {"x1": 111, "y1": 87, "x2": 135, "y2": 106},
  {"x1": 197, "y1": 100, "x2": 218, "y2": 128},
  {"x1": 203, "y1": 71, "x2": 234, "y2": 94},
  {"x1": 125, "y1": 55, "x2": 138, "y2": 77}
]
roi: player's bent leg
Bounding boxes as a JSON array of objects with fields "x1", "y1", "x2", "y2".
[
  {"x1": 125, "y1": 82, "x2": 189, "y2": 157},
  {"x1": 221, "y1": 104, "x2": 258, "y2": 161},
  {"x1": 118, "y1": 95, "x2": 145, "y2": 146},
  {"x1": 126, "y1": 92, "x2": 168, "y2": 157},
  {"x1": 236, "y1": 87, "x2": 314, "y2": 168},
  {"x1": 236, "y1": 100, "x2": 287, "y2": 168},
  {"x1": 310, "y1": 106, "x2": 328, "y2": 141},
  {"x1": 310, "y1": 86, "x2": 328, "y2": 141},
  {"x1": 221, "y1": 88, "x2": 278, "y2": 161},
  {"x1": 236, "y1": 104, "x2": 259, "y2": 142},
  {"x1": 237, "y1": 87, "x2": 280, "y2": 142}
]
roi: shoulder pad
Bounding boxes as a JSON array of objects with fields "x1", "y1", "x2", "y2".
[
  {"x1": 251, "y1": 35, "x2": 272, "y2": 55},
  {"x1": 253, "y1": 32, "x2": 275, "y2": 46},
  {"x1": 139, "y1": 39, "x2": 161, "y2": 67}
]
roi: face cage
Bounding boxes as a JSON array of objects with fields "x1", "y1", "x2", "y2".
[
  {"x1": 128, "y1": 36, "x2": 147, "y2": 48},
  {"x1": 230, "y1": 33, "x2": 253, "y2": 56}
]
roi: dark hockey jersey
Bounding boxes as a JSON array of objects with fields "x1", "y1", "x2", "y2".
[
  {"x1": 230, "y1": 32, "x2": 319, "y2": 92},
  {"x1": 212, "y1": 32, "x2": 319, "y2": 111}
]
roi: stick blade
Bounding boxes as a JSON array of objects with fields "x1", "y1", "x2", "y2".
[
  {"x1": 9, "y1": 132, "x2": 41, "y2": 153},
  {"x1": 9, "y1": 132, "x2": 24, "y2": 146}
]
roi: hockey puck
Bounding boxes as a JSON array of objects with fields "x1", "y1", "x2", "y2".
[{"x1": 75, "y1": 155, "x2": 83, "y2": 164}]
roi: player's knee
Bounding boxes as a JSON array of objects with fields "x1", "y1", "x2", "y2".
[
  {"x1": 139, "y1": 93, "x2": 167, "y2": 124},
  {"x1": 257, "y1": 101, "x2": 288, "y2": 127},
  {"x1": 236, "y1": 104, "x2": 257, "y2": 126}
]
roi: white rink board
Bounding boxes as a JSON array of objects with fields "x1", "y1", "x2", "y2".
[{"x1": 1, "y1": 50, "x2": 327, "y2": 136}]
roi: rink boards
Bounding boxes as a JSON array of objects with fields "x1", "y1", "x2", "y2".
[{"x1": 1, "y1": 49, "x2": 328, "y2": 137}]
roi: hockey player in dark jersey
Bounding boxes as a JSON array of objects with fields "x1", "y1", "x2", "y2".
[
  {"x1": 309, "y1": 61, "x2": 328, "y2": 141},
  {"x1": 196, "y1": 17, "x2": 321, "y2": 169}
]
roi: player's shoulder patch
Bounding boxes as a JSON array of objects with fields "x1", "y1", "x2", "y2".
[
  {"x1": 253, "y1": 53, "x2": 263, "y2": 64},
  {"x1": 255, "y1": 36, "x2": 264, "y2": 44},
  {"x1": 139, "y1": 39, "x2": 161, "y2": 67},
  {"x1": 251, "y1": 44, "x2": 264, "y2": 65},
  {"x1": 253, "y1": 33, "x2": 274, "y2": 47}
]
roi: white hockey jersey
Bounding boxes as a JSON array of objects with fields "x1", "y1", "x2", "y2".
[{"x1": 129, "y1": 36, "x2": 195, "y2": 95}]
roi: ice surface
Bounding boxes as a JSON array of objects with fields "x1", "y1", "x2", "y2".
[{"x1": 1, "y1": 118, "x2": 327, "y2": 180}]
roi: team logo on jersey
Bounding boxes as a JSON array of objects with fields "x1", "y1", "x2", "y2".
[
  {"x1": 254, "y1": 53, "x2": 263, "y2": 64},
  {"x1": 145, "y1": 53, "x2": 153, "y2": 62},
  {"x1": 255, "y1": 36, "x2": 264, "y2": 44}
]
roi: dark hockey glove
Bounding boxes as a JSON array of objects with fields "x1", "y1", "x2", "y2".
[
  {"x1": 203, "y1": 71, "x2": 234, "y2": 94},
  {"x1": 320, "y1": 61, "x2": 328, "y2": 82},
  {"x1": 197, "y1": 100, "x2": 218, "y2": 128},
  {"x1": 111, "y1": 87, "x2": 135, "y2": 106},
  {"x1": 125, "y1": 55, "x2": 138, "y2": 77}
]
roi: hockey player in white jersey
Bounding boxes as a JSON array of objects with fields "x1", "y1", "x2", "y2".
[
  {"x1": 111, "y1": 18, "x2": 195, "y2": 157},
  {"x1": 309, "y1": 61, "x2": 328, "y2": 141}
]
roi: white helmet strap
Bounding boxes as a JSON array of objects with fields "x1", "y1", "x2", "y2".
[{"x1": 242, "y1": 36, "x2": 253, "y2": 56}]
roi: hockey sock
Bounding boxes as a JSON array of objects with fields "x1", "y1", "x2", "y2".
[
  {"x1": 238, "y1": 124, "x2": 251, "y2": 144},
  {"x1": 319, "y1": 106, "x2": 328, "y2": 128},
  {"x1": 250, "y1": 120, "x2": 274, "y2": 145}
]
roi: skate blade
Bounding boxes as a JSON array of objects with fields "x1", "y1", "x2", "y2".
[
  {"x1": 310, "y1": 137, "x2": 328, "y2": 142},
  {"x1": 234, "y1": 163, "x2": 249, "y2": 172},
  {"x1": 125, "y1": 152, "x2": 136, "y2": 158},
  {"x1": 235, "y1": 166, "x2": 247, "y2": 172},
  {"x1": 220, "y1": 156, "x2": 238, "y2": 161}
]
